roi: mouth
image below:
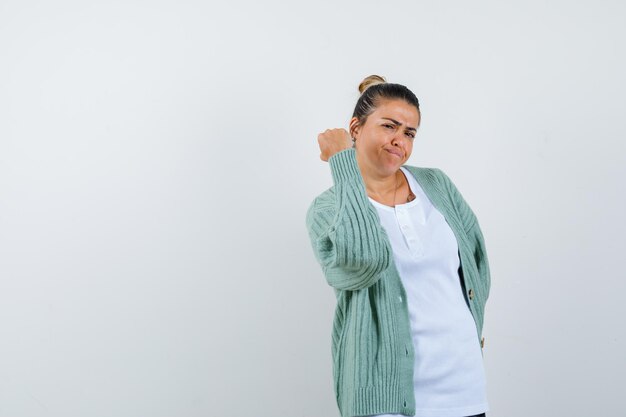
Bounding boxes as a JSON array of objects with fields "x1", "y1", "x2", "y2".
[{"x1": 385, "y1": 148, "x2": 404, "y2": 159}]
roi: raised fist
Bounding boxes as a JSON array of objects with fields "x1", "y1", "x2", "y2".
[{"x1": 317, "y1": 128, "x2": 353, "y2": 162}]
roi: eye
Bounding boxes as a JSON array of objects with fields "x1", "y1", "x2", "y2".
[
  {"x1": 406, "y1": 132, "x2": 415, "y2": 139},
  {"x1": 383, "y1": 124, "x2": 395, "y2": 129}
]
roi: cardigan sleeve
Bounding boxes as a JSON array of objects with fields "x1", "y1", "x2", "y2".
[
  {"x1": 305, "y1": 148, "x2": 392, "y2": 291},
  {"x1": 468, "y1": 217, "x2": 491, "y2": 301},
  {"x1": 434, "y1": 168, "x2": 491, "y2": 300}
]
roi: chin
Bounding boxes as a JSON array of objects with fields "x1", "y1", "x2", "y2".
[{"x1": 381, "y1": 164, "x2": 400, "y2": 175}]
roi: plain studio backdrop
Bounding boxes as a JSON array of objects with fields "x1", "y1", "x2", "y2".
[{"x1": 1, "y1": 1, "x2": 625, "y2": 416}]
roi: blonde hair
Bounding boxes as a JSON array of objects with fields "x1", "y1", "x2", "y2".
[{"x1": 358, "y1": 74, "x2": 387, "y2": 95}]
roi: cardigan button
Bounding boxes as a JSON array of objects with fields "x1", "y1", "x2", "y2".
[
  {"x1": 468, "y1": 288, "x2": 474, "y2": 300},
  {"x1": 398, "y1": 295, "x2": 402, "y2": 303}
]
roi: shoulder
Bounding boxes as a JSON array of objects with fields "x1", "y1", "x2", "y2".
[{"x1": 306, "y1": 186, "x2": 336, "y2": 219}]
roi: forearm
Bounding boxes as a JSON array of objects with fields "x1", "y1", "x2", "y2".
[{"x1": 306, "y1": 148, "x2": 392, "y2": 291}]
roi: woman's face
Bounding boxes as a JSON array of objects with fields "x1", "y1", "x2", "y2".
[{"x1": 351, "y1": 99, "x2": 420, "y2": 178}]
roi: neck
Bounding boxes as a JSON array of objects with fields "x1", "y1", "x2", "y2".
[
  {"x1": 355, "y1": 152, "x2": 405, "y2": 206},
  {"x1": 361, "y1": 169, "x2": 399, "y2": 197}
]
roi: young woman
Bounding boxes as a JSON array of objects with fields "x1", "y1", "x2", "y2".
[{"x1": 305, "y1": 75, "x2": 491, "y2": 417}]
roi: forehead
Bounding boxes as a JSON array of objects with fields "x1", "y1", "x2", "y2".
[{"x1": 372, "y1": 99, "x2": 420, "y2": 125}]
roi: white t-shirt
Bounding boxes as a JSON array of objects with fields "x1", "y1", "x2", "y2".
[{"x1": 365, "y1": 166, "x2": 489, "y2": 417}]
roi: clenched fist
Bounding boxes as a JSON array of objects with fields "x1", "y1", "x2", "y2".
[{"x1": 317, "y1": 128, "x2": 353, "y2": 161}]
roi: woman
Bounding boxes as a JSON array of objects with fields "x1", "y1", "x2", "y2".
[{"x1": 305, "y1": 75, "x2": 491, "y2": 417}]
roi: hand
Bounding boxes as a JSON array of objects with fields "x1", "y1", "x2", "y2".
[{"x1": 317, "y1": 128, "x2": 353, "y2": 162}]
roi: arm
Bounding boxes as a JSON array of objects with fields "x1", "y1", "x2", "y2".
[
  {"x1": 468, "y1": 218, "x2": 491, "y2": 301},
  {"x1": 305, "y1": 148, "x2": 392, "y2": 291}
]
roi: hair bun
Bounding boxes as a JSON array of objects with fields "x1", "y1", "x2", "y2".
[{"x1": 358, "y1": 74, "x2": 387, "y2": 94}]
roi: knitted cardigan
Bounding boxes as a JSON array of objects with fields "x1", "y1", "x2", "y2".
[{"x1": 305, "y1": 148, "x2": 491, "y2": 417}]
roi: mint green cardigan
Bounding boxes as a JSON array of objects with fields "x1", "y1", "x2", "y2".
[{"x1": 305, "y1": 148, "x2": 491, "y2": 417}]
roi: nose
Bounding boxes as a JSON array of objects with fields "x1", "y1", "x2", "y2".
[{"x1": 391, "y1": 133, "x2": 408, "y2": 147}]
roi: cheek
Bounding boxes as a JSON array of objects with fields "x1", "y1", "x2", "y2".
[{"x1": 405, "y1": 143, "x2": 414, "y2": 158}]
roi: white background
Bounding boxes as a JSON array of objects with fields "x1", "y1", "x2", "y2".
[{"x1": 1, "y1": 1, "x2": 625, "y2": 416}]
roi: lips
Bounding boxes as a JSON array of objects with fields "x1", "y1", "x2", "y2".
[{"x1": 385, "y1": 148, "x2": 404, "y2": 158}]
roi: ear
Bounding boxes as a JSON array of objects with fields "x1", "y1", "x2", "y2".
[{"x1": 349, "y1": 117, "x2": 360, "y2": 139}]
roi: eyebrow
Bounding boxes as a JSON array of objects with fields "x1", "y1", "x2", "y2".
[{"x1": 381, "y1": 117, "x2": 417, "y2": 132}]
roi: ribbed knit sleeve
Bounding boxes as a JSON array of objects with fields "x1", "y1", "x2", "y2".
[
  {"x1": 305, "y1": 148, "x2": 392, "y2": 291},
  {"x1": 469, "y1": 218, "x2": 491, "y2": 301}
]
